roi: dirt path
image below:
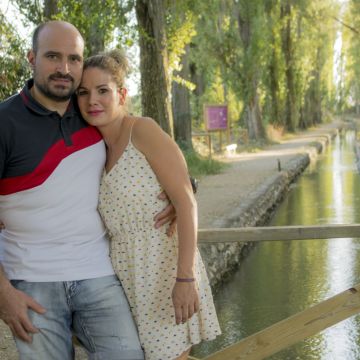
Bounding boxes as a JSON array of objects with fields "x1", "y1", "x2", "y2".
[
  {"x1": 197, "y1": 122, "x2": 342, "y2": 229},
  {"x1": 0, "y1": 121, "x2": 343, "y2": 359}
]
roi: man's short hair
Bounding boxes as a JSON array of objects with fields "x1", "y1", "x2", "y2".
[
  {"x1": 31, "y1": 21, "x2": 84, "y2": 54},
  {"x1": 32, "y1": 23, "x2": 48, "y2": 54}
]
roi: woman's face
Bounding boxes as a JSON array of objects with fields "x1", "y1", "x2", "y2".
[{"x1": 77, "y1": 67, "x2": 126, "y2": 127}]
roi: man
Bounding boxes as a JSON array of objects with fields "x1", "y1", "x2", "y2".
[{"x1": 0, "y1": 20, "x2": 174, "y2": 359}]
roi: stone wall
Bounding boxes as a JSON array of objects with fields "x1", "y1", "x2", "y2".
[{"x1": 198, "y1": 138, "x2": 333, "y2": 291}]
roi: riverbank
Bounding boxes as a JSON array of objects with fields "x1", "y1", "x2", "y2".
[
  {"x1": 197, "y1": 119, "x2": 344, "y2": 289},
  {"x1": 0, "y1": 119, "x2": 344, "y2": 359}
]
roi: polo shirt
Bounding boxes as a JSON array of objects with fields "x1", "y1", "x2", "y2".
[{"x1": 0, "y1": 80, "x2": 114, "y2": 281}]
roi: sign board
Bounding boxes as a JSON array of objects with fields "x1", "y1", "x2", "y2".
[{"x1": 204, "y1": 104, "x2": 228, "y2": 131}]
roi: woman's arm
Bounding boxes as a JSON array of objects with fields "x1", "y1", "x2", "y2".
[{"x1": 132, "y1": 117, "x2": 199, "y2": 324}]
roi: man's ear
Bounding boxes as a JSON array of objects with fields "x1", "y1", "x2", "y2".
[{"x1": 27, "y1": 49, "x2": 36, "y2": 69}]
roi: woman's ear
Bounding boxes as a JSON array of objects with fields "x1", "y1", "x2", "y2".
[{"x1": 118, "y1": 87, "x2": 128, "y2": 105}]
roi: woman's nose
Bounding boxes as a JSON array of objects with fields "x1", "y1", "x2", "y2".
[{"x1": 88, "y1": 92, "x2": 98, "y2": 104}]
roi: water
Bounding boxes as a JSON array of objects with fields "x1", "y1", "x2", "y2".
[{"x1": 192, "y1": 130, "x2": 360, "y2": 359}]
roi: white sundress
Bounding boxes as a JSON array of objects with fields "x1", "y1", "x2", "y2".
[{"x1": 98, "y1": 137, "x2": 221, "y2": 360}]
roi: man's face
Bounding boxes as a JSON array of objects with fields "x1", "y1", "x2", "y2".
[{"x1": 28, "y1": 23, "x2": 84, "y2": 102}]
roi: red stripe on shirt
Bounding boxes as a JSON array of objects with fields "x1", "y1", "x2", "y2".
[{"x1": 0, "y1": 126, "x2": 102, "y2": 195}]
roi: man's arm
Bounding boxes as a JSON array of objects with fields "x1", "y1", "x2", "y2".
[{"x1": 0, "y1": 260, "x2": 46, "y2": 342}]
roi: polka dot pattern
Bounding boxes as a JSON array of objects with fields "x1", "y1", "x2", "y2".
[{"x1": 98, "y1": 141, "x2": 221, "y2": 360}]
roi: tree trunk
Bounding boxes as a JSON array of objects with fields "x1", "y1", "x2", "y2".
[
  {"x1": 87, "y1": 23, "x2": 105, "y2": 55},
  {"x1": 81, "y1": 1, "x2": 105, "y2": 55},
  {"x1": 236, "y1": 3, "x2": 266, "y2": 140},
  {"x1": 189, "y1": 60, "x2": 205, "y2": 128},
  {"x1": 269, "y1": 45, "x2": 283, "y2": 125},
  {"x1": 172, "y1": 45, "x2": 193, "y2": 150},
  {"x1": 281, "y1": 1, "x2": 297, "y2": 132},
  {"x1": 219, "y1": 0, "x2": 228, "y2": 103},
  {"x1": 244, "y1": 86, "x2": 266, "y2": 139},
  {"x1": 312, "y1": 69, "x2": 322, "y2": 124},
  {"x1": 136, "y1": 0, "x2": 173, "y2": 136},
  {"x1": 43, "y1": 0, "x2": 58, "y2": 20}
]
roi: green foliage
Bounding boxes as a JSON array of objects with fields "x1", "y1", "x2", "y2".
[
  {"x1": 1, "y1": 0, "x2": 348, "y2": 136},
  {"x1": 54, "y1": 0, "x2": 134, "y2": 55},
  {"x1": 10, "y1": 0, "x2": 135, "y2": 56},
  {"x1": 342, "y1": 0, "x2": 360, "y2": 112},
  {"x1": 260, "y1": 0, "x2": 338, "y2": 129},
  {"x1": 188, "y1": 1, "x2": 245, "y2": 128},
  {"x1": 166, "y1": 5, "x2": 196, "y2": 78},
  {"x1": 0, "y1": 11, "x2": 30, "y2": 100},
  {"x1": 183, "y1": 150, "x2": 227, "y2": 178},
  {"x1": 10, "y1": 0, "x2": 43, "y2": 25}
]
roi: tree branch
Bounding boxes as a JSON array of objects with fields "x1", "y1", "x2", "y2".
[{"x1": 332, "y1": 16, "x2": 359, "y2": 34}]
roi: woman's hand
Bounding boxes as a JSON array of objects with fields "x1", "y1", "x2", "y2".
[{"x1": 172, "y1": 281, "x2": 199, "y2": 325}]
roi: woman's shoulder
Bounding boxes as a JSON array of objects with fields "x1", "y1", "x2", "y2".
[
  {"x1": 129, "y1": 116, "x2": 169, "y2": 153},
  {"x1": 130, "y1": 116, "x2": 163, "y2": 138},
  {"x1": 129, "y1": 115, "x2": 159, "y2": 127}
]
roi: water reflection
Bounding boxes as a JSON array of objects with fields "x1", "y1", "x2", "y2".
[{"x1": 192, "y1": 130, "x2": 360, "y2": 359}]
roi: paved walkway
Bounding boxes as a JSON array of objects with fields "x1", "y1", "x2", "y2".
[{"x1": 197, "y1": 121, "x2": 343, "y2": 230}]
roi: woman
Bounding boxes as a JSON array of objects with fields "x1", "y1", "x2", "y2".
[{"x1": 77, "y1": 49, "x2": 221, "y2": 360}]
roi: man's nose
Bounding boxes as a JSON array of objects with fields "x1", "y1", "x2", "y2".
[{"x1": 56, "y1": 59, "x2": 70, "y2": 74}]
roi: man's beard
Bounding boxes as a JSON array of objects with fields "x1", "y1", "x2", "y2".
[{"x1": 34, "y1": 72, "x2": 77, "y2": 102}]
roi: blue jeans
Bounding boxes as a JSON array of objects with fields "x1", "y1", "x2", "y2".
[{"x1": 11, "y1": 275, "x2": 144, "y2": 360}]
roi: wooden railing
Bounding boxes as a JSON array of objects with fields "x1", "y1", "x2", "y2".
[
  {"x1": 198, "y1": 224, "x2": 360, "y2": 243},
  {"x1": 191, "y1": 224, "x2": 360, "y2": 360}
]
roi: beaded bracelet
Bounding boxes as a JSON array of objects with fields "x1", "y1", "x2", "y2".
[{"x1": 176, "y1": 277, "x2": 195, "y2": 282}]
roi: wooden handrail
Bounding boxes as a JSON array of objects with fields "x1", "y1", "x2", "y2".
[
  {"x1": 198, "y1": 224, "x2": 360, "y2": 243},
  {"x1": 203, "y1": 283, "x2": 360, "y2": 360}
]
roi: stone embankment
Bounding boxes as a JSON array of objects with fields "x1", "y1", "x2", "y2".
[{"x1": 196, "y1": 121, "x2": 343, "y2": 290}]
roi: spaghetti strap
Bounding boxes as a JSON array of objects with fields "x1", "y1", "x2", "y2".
[{"x1": 128, "y1": 118, "x2": 136, "y2": 145}]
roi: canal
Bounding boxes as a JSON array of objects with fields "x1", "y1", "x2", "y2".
[{"x1": 192, "y1": 130, "x2": 360, "y2": 359}]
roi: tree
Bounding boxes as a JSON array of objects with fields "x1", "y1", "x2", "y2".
[
  {"x1": 136, "y1": 0, "x2": 173, "y2": 136},
  {"x1": 188, "y1": 0, "x2": 245, "y2": 136},
  {"x1": 172, "y1": 45, "x2": 193, "y2": 150},
  {"x1": 234, "y1": 0, "x2": 267, "y2": 139},
  {"x1": 166, "y1": 2, "x2": 197, "y2": 148},
  {"x1": 0, "y1": 11, "x2": 30, "y2": 99},
  {"x1": 11, "y1": 0, "x2": 132, "y2": 56},
  {"x1": 263, "y1": 0, "x2": 286, "y2": 127},
  {"x1": 343, "y1": 0, "x2": 360, "y2": 113},
  {"x1": 280, "y1": 0, "x2": 297, "y2": 131}
]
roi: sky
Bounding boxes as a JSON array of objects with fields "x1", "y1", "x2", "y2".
[{"x1": 1, "y1": 0, "x2": 29, "y2": 43}]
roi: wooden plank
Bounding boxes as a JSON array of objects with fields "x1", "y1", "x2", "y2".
[
  {"x1": 203, "y1": 283, "x2": 360, "y2": 360},
  {"x1": 198, "y1": 224, "x2": 360, "y2": 243},
  {"x1": 188, "y1": 357, "x2": 200, "y2": 360}
]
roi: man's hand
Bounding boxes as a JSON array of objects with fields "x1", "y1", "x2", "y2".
[
  {"x1": 154, "y1": 191, "x2": 177, "y2": 236},
  {"x1": 0, "y1": 283, "x2": 46, "y2": 342},
  {"x1": 172, "y1": 282, "x2": 199, "y2": 325}
]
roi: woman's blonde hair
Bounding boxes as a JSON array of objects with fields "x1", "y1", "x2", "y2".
[{"x1": 83, "y1": 49, "x2": 130, "y2": 89}]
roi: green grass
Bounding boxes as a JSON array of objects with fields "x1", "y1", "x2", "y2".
[{"x1": 184, "y1": 150, "x2": 228, "y2": 178}]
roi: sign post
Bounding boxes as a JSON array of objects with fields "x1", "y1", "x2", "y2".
[{"x1": 204, "y1": 104, "x2": 229, "y2": 151}]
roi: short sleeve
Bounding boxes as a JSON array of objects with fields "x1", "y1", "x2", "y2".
[{"x1": 0, "y1": 124, "x2": 7, "y2": 179}]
